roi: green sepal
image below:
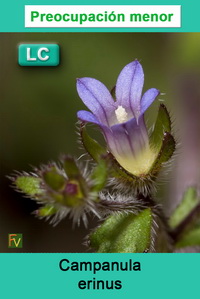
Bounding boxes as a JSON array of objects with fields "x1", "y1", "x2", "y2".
[
  {"x1": 80, "y1": 125, "x2": 107, "y2": 162},
  {"x1": 169, "y1": 187, "x2": 200, "y2": 230},
  {"x1": 63, "y1": 195, "x2": 84, "y2": 207},
  {"x1": 37, "y1": 205, "x2": 58, "y2": 217},
  {"x1": 89, "y1": 209, "x2": 152, "y2": 253},
  {"x1": 15, "y1": 176, "x2": 43, "y2": 197},
  {"x1": 42, "y1": 166, "x2": 66, "y2": 191},
  {"x1": 91, "y1": 160, "x2": 108, "y2": 193},
  {"x1": 62, "y1": 156, "x2": 88, "y2": 197},
  {"x1": 150, "y1": 132, "x2": 175, "y2": 175},
  {"x1": 62, "y1": 156, "x2": 80, "y2": 180},
  {"x1": 150, "y1": 104, "x2": 171, "y2": 152},
  {"x1": 50, "y1": 192, "x2": 65, "y2": 204}
]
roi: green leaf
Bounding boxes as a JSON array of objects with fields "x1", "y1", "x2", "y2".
[
  {"x1": 150, "y1": 104, "x2": 171, "y2": 151},
  {"x1": 15, "y1": 176, "x2": 43, "y2": 196},
  {"x1": 169, "y1": 187, "x2": 200, "y2": 249},
  {"x1": 37, "y1": 205, "x2": 57, "y2": 217},
  {"x1": 42, "y1": 167, "x2": 66, "y2": 191},
  {"x1": 91, "y1": 160, "x2": 108, "y2": 193},
  {"x1": 169, "y1": 187, "x2": 200, "y2": 229},
  {"x1": 175, "y1": 226, "x2": 200, "y2": 248},
  {"x1": 150, "y1": 132, "x2": 176, "y2": 175},
  {"x1": 89, "y1": 209, "x2": 152, "y2": 253},
  {"x1": 80, "y1": 125, "x2": 107, "y2": 162}
]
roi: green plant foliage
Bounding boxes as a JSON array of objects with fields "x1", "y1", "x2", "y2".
[
  {"x1": 80, "y1": 125, "x2": 107, "y2": 162},
  {"x1": 15, "y1": 176, "x2": 42, "y2": 196},
  {"x1": 91, "y1": 160, "x2": 108, "y2": 193},
  {"x1": 62, "y1": 156, "x2": 89, "y2": 197},
  {"x1": 42, "y1": 166, "x2": 66, "y2": 191},
  {"x1": 89, "y1": 209, "x2": 152, "y2": 253},
  {"x1": 176, "y1": 225, "x2": 200, "y2": 248},
  {"x1": 150, "y1": 132, "x2": 176, "y2": 175},
  {"x1": 37, "y1": 205, "x2": 58, "y2": 217},
  {"x1": 62, "y1": 156, "x2": 81, "y2": 179},
  {"x1": 150, "y1": 104, "x2": 171, "y2": 152},
  {"x1": 169, "y1": 187, "x2": 200, "y2": 229}
]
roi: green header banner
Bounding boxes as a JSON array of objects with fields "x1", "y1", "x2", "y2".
[{"x1": 0, "y1": 0, "x2": 199, "y2": 32}]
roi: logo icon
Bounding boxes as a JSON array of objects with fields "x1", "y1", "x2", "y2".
[{"x1": 8, "y1": 234, "x2": 23, "y2": 248}]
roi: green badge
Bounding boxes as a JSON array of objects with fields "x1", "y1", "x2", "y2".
[{"x1": 18, "y1": 44, "x2": 60, "y2": 66}]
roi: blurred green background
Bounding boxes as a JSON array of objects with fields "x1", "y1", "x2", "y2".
[{"x1": 1, "y1": 32, "x2": 200, "y2": 252}]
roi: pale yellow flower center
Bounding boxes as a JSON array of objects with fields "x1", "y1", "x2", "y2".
[{"x1": 115, "y1": 147, "x2": 157, "y2": 176}]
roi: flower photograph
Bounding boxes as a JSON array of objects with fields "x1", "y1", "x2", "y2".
[{"x1": 0, "y1": 32, "x2": 200, "y2": 252}]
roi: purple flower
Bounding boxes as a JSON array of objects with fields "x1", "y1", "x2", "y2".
[{"x1": 76, "y1": 60, "x2": 160, "y2": 176}]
